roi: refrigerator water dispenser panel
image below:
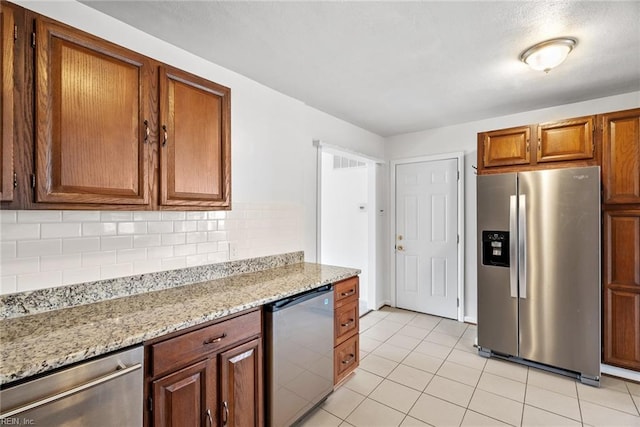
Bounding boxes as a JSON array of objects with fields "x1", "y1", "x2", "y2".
[{"x1": 482, "y1": 231, "x2": 510, "y2": 267}]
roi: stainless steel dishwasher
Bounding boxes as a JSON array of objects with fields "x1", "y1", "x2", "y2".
[
  {"x1": 0, "y1": 345, "x2": 143, "y2": 426},
  {"x1": 265, "y1": 284, "x2": 334, "y2": 427}
]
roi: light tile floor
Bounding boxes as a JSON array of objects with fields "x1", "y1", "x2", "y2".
[{"x1": 299, "y1": 306, "x2": 640, "y2": 427}]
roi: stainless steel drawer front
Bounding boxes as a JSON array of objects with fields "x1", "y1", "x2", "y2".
[{"x1": 0, "y1": 346, "x2": 143, "y2": 426}]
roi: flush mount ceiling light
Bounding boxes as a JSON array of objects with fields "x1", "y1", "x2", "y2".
[{"x1": 520, "y1": 37, "x2": 577, "y2": 73}]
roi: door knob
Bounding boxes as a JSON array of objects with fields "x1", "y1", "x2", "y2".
[{"x1": 397, "y1": 245, "x2": 404, "y2": 251}]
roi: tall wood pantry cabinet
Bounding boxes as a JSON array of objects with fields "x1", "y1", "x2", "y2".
[
  {"x1": 601, "y1": 108, "x2": 640, "y2": 372},
  {"x1": 1, "y1": 1, "x2": 231, "y2": 211}
]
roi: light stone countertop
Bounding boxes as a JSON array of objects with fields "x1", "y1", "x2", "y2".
[{"x1": 0, "y1": 262, "x2": 359, "y2": 386}]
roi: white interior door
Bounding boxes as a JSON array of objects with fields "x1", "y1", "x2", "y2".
[{"x1": 395, "y1": 159, "x2": 458, "y2": 318}]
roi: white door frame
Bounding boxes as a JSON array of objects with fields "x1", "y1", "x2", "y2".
[
  {"x1": 390, "y1": 152, "x2": 465, "y2": 321},
  {"x1": 314, "y1": 140, "x2": 384, "y2": 312}
]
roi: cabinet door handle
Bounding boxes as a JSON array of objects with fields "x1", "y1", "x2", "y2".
[
  {"x1": 341, "y1": 354, "x2": 355, "y2": 365},
  {"x1": 222, "y1": 401, "x2": 229, "y2": 426},
  {"x1": 341, "y1": 319, "x2": 354, "y2": 328},
  {"x1": 143, "y1": 120, "x2": 149, "y2": 143},
  {"x1": 203, "y1": 333, "x2": 227, "y2": 345},
  {"x1": 340, "y1": 290, "x2": 355, "y2": 297},
  {"x1": 162, "y1": 124, "x2": 168, "y2": 146},
  {"x1": 206, "y1": 408, "x2": 213, "y2": 426}
]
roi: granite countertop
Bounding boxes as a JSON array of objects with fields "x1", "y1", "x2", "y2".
[{"x1": 0, "y1": 262, "x2": 359, "y2": 386}]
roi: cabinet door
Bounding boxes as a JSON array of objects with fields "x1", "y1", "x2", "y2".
[
  {"x1": 537, "y1": 116, "x2": 595, "y2": 163},
  {"x1": 603, "y1": 210, "x2": 640, "y2": 371},
  {"x1": 153, "y1": 359, "x2": 217, "y2": 427},
  {"x1": 218, "y1": 338, "x2": 262, "y2": 427},
  {"x1": 334, "y1": 334, "x2": 359, "y2": 385},
  {"x1": 602, "y1": 108, "x2": 640, "y2": 205},
  {"x1": 35, "y1": 18, "x2": 150, "y2": 205},
  {"x1": 1, "y1": 3, "x2": 15, "y2": 201},
  {"x1": 480, "y1": 126, "x2": 531, "y2": 168},
  {"x1": 159, "y1": 66, "x2": 231, "y2": 208}
]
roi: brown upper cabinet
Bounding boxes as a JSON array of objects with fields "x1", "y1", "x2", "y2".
[
  {"x1": 2, "y1": 2, "x2": 231, "y2": 210},
  {"x1": 35, "y1": 16, "x2": 152, "y2": 206},
  {"x1": 478, "y1": 115, "x2": 596, "y2": 174},
  {"x1": 159, "y1": 66, "x2": 230, "y2": 208},
  {"x1": 1, "y1": 3, "x2": 15, "y2": 201},
  {"x1": 602, "y1": 108, "x2": 640, "y2": 205}
]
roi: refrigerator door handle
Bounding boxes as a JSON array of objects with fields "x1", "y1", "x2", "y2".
[
  {"x1": 509, "y1": 195, "x2": 518, "y2": 298},
  {"x1": 519, "y1": 194, "x2": 527, "y2": 299}
]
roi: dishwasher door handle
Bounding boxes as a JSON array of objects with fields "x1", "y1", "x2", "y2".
[{"x1": 0, "y1": 363, "x2": 142, "y2": 419}]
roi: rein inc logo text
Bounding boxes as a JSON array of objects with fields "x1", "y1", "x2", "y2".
[{"x1": 0, "y1": 418, "x2": 35, "y2": 425}]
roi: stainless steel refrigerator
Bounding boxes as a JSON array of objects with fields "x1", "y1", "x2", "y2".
[{"x1": 477, "y1": 166, "x2": 601, "y2": 386}]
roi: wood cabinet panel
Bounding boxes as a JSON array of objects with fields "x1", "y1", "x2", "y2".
[
  {"x1": 480, "y1": 126, "x2": 531, "y2": 169},
  {"x1": 537, "y1": 116, "x2": 595, "y2": 163},
  {"x1": 335, "y1": 276, "x2": 359, "y2": 307},
  {"x1": 1, "y1": 3, "x2": 15, "y2": 201},
  {"x1": 219, "y1": 338, "x2": 263, "y2": 427},
  {"x1": 334, "y1": 334, "x2": 359, "y2": 385},
  {"x1": 335, "y1": 299, "x2": 358, "y2": 346},
  {"x1": 152, "y1": 359, "x2": 217, "y2": 427},
  {"x1": 159, "y1": 66, "x2": 230, "y2": 208},
  {"x1": 603, "y1": 210, "x2": 640, "y2": 371},
  {"x1": 35, "y1": 17, "x2": 150, "y2": 205},
  {"x1": 602, "y1": 108, "x2": 640, "y2": 205}
]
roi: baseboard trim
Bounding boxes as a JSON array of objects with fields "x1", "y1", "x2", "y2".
[
  {"x1": 601, "y1": 364, "x2": 640, "y2": 382},
  {"x1": 464, "y1": 316, "x2": 477, "y2": 325}
]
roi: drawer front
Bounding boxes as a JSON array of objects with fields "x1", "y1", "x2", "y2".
[
  {"x1": 335, "y1": 276, "x2": 359, "y2": 307},
  {"x1": 334, "y1": 334, "x2": 359, "y2": 385},
  {"x1": 335, "y1": 300, "x2": 358, "y2": 346},
  {"x1": 151, "y1": 310, "x2": 261, "y2": 377}
]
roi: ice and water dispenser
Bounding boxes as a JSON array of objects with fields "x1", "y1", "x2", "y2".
[{"x1": 482, "y1": 231, "x2": 510, "y2": 267}]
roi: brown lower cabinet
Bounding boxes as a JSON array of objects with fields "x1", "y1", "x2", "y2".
[
  {"x1": 146, "y1": 309, "x2": 262, "y2": 427},
  {"x1": 334, "y1": 276, "x2": 360, "y2": 385}
]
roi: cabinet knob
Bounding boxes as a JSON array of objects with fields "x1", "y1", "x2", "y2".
[
  {"x1": 162, "y1": 124, "x2": 168, "y2": 146},
  {"x1": 143, "y1": 120, "x2": 149, "y2": 143}
]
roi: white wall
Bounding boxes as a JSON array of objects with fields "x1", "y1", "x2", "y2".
[
  {"x1": 0, "y1": 1, "x2": 385, "y2": 294},
  {"x1": 385, "y1": 91, "x2": 640, "y2": 322},
  {"x1": 320, "y1": 153, "x2": 369, "y2": 305}
]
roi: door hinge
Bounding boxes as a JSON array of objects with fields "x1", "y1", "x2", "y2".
[
  {"x1": 13, "y1": 173, "x2": 17, "y2": 188},
  {"x1": 457, "y1": 234, "x2": 460, "y2": 244},
  {"x1": 457, "y1": 298, "x2": 460, "y2": 307},
  {"x1": 31, "y1": 174, "x2": 35, "y2": 188},
  {"x1": 13, "y1": 25, "x2": 18, "y2": 41},
  {"x1": 457, "y1": 171, "x2": 460, "y2": 180},
  {"x1": 31, "y1": 32, "x2": 36, "y2": 48},
  {"x1": 148, "y1": 396, "x2": 153, "y2": 411}
]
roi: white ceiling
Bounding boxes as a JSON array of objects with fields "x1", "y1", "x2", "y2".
[{"x1": 81, "y1": 1, "x2": 640, "y2": 137}]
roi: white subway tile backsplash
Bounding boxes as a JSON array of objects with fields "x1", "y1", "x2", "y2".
[
  {"x1": 186, "y1": 231, "x2": 207, "y2": 244},
  {"x1": 100, "y1": 212, "x2": 133, "y2": 222},
  {"x1": 1, "y1": 223, "x2": 40, "y2": 240},
  {"x1": 41, "y1": 223, "x2": 81, "y2": 238},
  {"x1": 17, "y1": 271, "x2": 62, "y2": 291},
  {"x1": 17, "y1": 240, "x2": 62, "y2": 257},
  {"x1": 101, "y1": 236, "x2": 133, "y2": 251},
  {"x1": 1, "y1": 203, "x2": 304, "y2": 293},
  {"x1": 82, "y1": 251, "x2": 116, "y2": 267},
  {"x1": 62, "y1": 266, "x2": 101, "y2": 285},
  {"x1": 2, "y1": 257, "x2": 40, "y2": 276},
  {"x1": 1, "y1": 241, "x2": 17, "y2": 259},
  {"x1": 63, "y1": 237, "x2": 101, "y2": 254},
  {"x1": 117, "y1": 222, "x2": 147, "y2": 235},
  {"x1": 147, "y1": 221, "x2": 173, "y2": 234},
  {"x1": 161, "y1": 232, "x2": 186, "y2": 246},
  {"x1": 82, "y1": 222, "x2": 117, "y2": 236},
  {"x1": 17, "y1": 210, "x2": 62, "y2": 223},
  {"x1": 62, "y1": 211, "x2": 100, "y2": 222},
  {"x1": 133, "y1": 211, "x2": 161, "y2": 221},
  {"x1": 117, "y1": 248, "x2": 147, "y2": 263},
  {"x1": 41, "y1": 254, "x2": 81, "y2": 272},
  {"x1": 0, "y1": 210, "x2": 17, "y2": 224},
  {"x1": 133, "y1": 234, "x2": 162, "y2": 248},
  {"x1": 161, "y1": 212, "x2": 186, "y2": 221},
  {"x1": 0, "y1": 275, "x2": 17, "y2": 294}
]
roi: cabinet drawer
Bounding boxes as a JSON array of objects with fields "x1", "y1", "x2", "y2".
[
  {"x1": 334, "y1": 334, "x2": 359, "y2": 385},
  {"x1": 335, "y1": 300, "x2": 359, "y2": 346},
  {"x1": 151, "y1": 310, "x2": 261, "y2": 377},
  {"x1": 335, "y1": 276, "x2": 359, "y2": 307}
]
